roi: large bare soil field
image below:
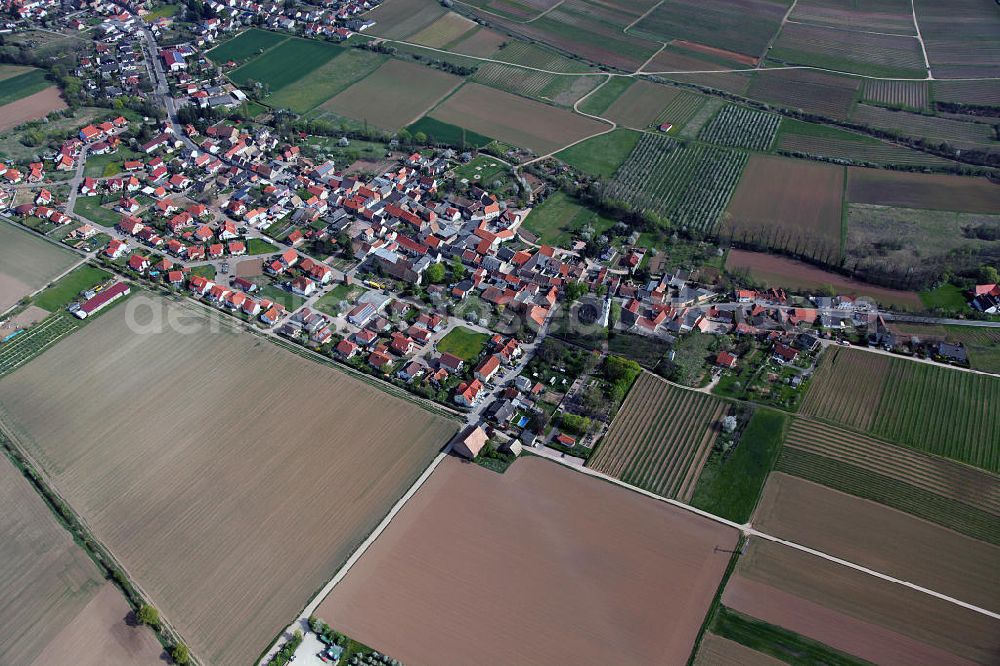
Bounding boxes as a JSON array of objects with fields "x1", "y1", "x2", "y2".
[
  {"x1": 0, "y1": 222, "x2": 78, "y2": 313},
  {"x1": 753, "y1": 473, "x2": 1000, "y2": 614},
  {"x1": 429, "y1": 82, "x2": 608, "y2": 154},
  {"x1": 725, "y1": 249, "x2": 922, "y2": 310},
  {"x1": 0, "y1": 452, "x2": 162, "y2": 665},
  {"x1": 0, "y1": 86, "x2": 66, "y2": 133},
  {"x1": 320, "y1": 60, "x2": 463, "y2": 131},
  {"x1": 724, "y1": 155, "x2": 844, "y2": 258},
  {"x1": 0, "y1": 294, "x2": 458, "y2": 666},
  {"x1": 725, "y1": 538, "x2": 1000, "y2": 664},
  {"x1": 847, "y1": 168, "x2": 1000, "y2": 213},
  {"x1": 317, "y1": 456, "x2": 738, "y2": 666}
]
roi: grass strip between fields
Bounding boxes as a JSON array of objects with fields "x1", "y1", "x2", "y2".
[
  {"x1": 690, "y1": 408, "x2": 788, "y2": 524},
  {"x1": 711, "y1": 607, "x2": 874, "y2": 666}
]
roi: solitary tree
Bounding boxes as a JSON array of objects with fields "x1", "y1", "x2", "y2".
[
  {"x1": 136, "y1": 604, "x2": 159, "y2": 628},
  {"x1": 172, "y1": 643, "x2": 190, "y2": 665}
]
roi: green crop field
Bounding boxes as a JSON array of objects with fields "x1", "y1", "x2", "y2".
[
  {"x1": 691, "y1": 408, "x2": 788, "y2": 523},
  {"x1": 801, "y1": 347, "x2": 1000, "y2": 473},
  {"x1": 602, "y1": 133, "x2": 748, "y2": 232},
  {"x1": 229, "y1": 38, "x2": 343, "y2": 92},
  {"x1": 699, "y1": 104, "x2": 781, "y2": 151},
  {"x1": 32, "y1": 265, "x2": 110, "y2": 312},
  {"x1": 406, "y1": 117, "x2": 493, "y2": 149},
  {"x1": 0, "y1": 68, "x2": 51, "y2": 106},
  {"x1": 266, "y1": 48, "x2": 386, "y2": 114},
  {"x1": 436, "y1": 326, "x2": 488, "y2": 362},
  {"x1": 776, "y1": 118, "x2": 955, "y2": 166},
  {"x1": 555, "y1": 128, "x2": 639, "y2": 177},
  {"x1": 522, "y1": 191, "x2": 616, "y2": 247},
  {"x1": 577, "y1": 76, "x2": 632, "y2": 116},
  {"x1": 776, "y1": 419, "x2": 1000, "y2": 545},
  {"x1": 206, "y1": 28, "x2": 288, "y2": 64}
]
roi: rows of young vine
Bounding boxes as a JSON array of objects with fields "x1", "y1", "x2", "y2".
[
  {"x1": 601, "y1": 133, "x2": 747, "y2": 233},
  {"x1": 698, "y1": 104, "x2": 781, "y2": 151}
]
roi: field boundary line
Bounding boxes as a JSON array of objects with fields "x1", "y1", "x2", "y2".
[
  {"x1": 258, "y1": 450, "x2": 451, "y2": 665},
  {"x1": 782, "y1": 19, "x2": 920, "y2": 39},
  {"x1": 371, "y1": 36, "x2": 996, "y2": 83},
  {"x1": 743, "y1": 528, "x2": 1000, "y2": 620},
  {"x1": 623, "y1": 0, "x2": 665, "y2": 35},
  {"x1": 446, "y1": 0, "x2": 562, "y2": 25},
  {"x1": 910, "y1": 0, "x2": 932, "y2": 79},
  {"x1": 532, "y1": 437, "x2": 1000, "y2": 621},
  {"x1": 758, "y1": 0, "x2": 799, "y2": 68}
]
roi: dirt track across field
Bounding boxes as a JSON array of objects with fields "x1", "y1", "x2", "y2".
[
  {"x1": 725, "y1": 538, "x2": 1000, "y2": 664},
  {"x1": 753, "y1": 474, "x2": 1000, "y2": 615},
  {"x1": 318, "y1": 455, "x2": 738, "y2": 666}
]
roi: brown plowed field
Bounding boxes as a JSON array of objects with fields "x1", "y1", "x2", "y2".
[
  {"x1": 726, "y1": 538, "x2": 1000, "y2": 664},
  {"x1": 753, "y1": 473, "x2": 1000, "y2": 614},
  {"x1": 725, "y1": 249, "x2": 923, "y2": 310},
  {"x1": 429, "y1": 83, "x2": 608, "y2": 154},
  {"x1": 694, "y1": 632, "x2": 782, "y2": 666},
  {"x1": 724, "y1": 155, "x2": 844, "y2": 257},
  {"x1": 0, "y1": 86, "x2": 66, "y2": 133},
  {"x1": 29, "y1": 583, "x2": 165, "y2": 666},
  {"x1": 725, "y1": 576, "x2": 976, "y2": 665},
  {"x1": 0, "y1": 294, "x2": 458, "y2": 666},
  {"x1": 847, "y1": 168, "x2": 1000, "y2": 214},
  {"x1": 0, "y1": 453, "x2": 161, "y2": 665},
  {"x1": 317, "y1": 456, "x2": 738, "y2": 666},
  {"x1": 588, "y1": 372, "x2": 727, "y2": 501},
  {"x1": 747, "y1": 69, "x2": 859, "y2": 119},
  {"x1": 673, "y1": 40, "x2": 758, "y2": 66}
]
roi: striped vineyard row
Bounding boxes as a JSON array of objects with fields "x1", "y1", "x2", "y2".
[
  {"x1": 602, "y1": 133, "x2": 747, "y2": 233},
  {"x1": 589, "y1": 373, "x2": 727, "y2": 501},
  {"x1": 801, "y1": 347, "x2": 1000, "y2": 474},
  {"x1": 699, "y1": 104, "x2": 781, "y2": 151},
  {"x1": 777, "y1": 446, "x2": 1000, "y2": 546},
  {"x1": 784, "y1": 418, "x2": 1000, "y2": 515}
]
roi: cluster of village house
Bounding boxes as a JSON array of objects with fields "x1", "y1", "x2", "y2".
[{"x1": 3, "y1": 0, "x2": 989, "y2": 448}]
